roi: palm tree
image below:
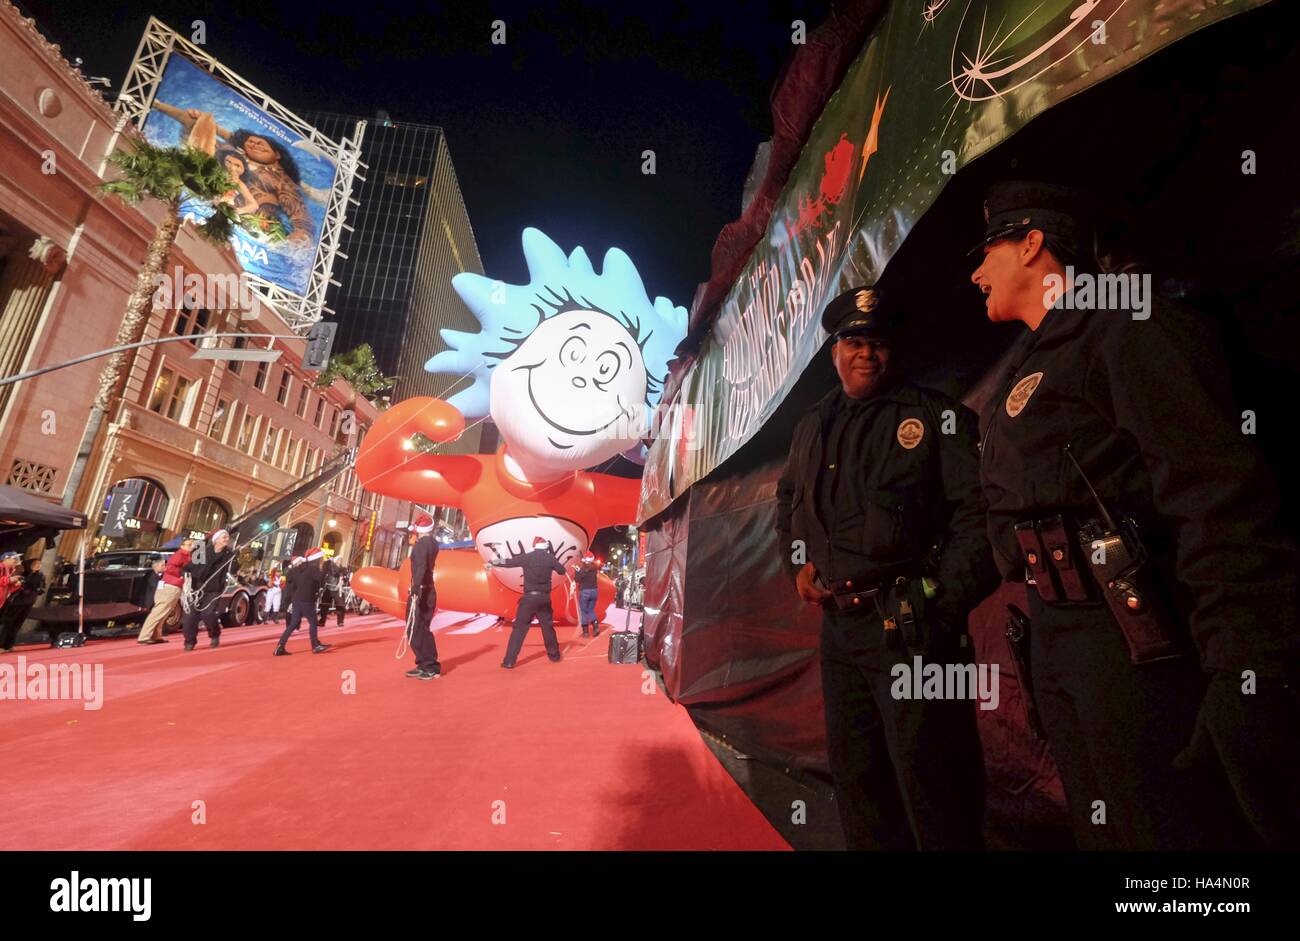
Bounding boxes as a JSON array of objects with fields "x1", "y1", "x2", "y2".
[
  {"x1": 316, "y1": 343, "x2": 396, "y2": 406},
  {"x1": 61, "y1": 138, "x2": 243, "y2": 511}
]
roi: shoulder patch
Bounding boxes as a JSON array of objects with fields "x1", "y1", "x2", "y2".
[
  {"x1": 897, "y1": 418, "x2": 924, "y2": 450},
  {"x1": 1005, "y1": 372, "x2": 1044, "y2": 418}
]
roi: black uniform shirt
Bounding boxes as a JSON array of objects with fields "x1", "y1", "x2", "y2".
[
  {"x1": 495, "y1": 548, "x2": 566, "y2": 594},
  {"x1": 777, "y1": 380, "x2": 997, "y2": 616},
  {"x1": 409, "y1": 535, "x2": 438, "y2": 594},
  {"x1": 977, "y1": 294, "x2": 1299, "y2": 675}
]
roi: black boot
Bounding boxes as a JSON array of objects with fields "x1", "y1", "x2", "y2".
[
  {"x1": 312, "y1": 643, "x2": 331, "y2": 654},
  {"x1": 273, "y1": 645, "x2": 290, "y2": 656}
]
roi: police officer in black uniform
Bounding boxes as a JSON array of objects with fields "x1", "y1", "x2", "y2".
[
  {"x1": 405, "y1": 514, "x2": 442, "y2": 680},
  {"x1": 274, "y1": 549, "x2": 330, "y2": 656},
  {"x1": 492, "y1": 537, "x2": 567, "y2": 669},
  {"x1": 970, "y1": 181, "x2": 1300, "y2": 849},
  {"x1": 776, "y1": 286, "x2": 999, "y2": 850}
]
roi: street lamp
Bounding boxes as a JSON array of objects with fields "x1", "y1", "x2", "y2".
[{"x1": 327, "y1": 518, "x2": 337, "y2": 528}]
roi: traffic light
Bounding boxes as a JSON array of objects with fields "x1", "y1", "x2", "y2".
[{"x1": 303, "y1": 321, "x2": 337, "y2": 371}]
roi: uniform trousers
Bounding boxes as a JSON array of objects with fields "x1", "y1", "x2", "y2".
[
  {"x1": 407, "y1": 587, "x2": 440, "y2": 673},
  {"x1": 1026, "y1": 590, "x2": 1250, "y2": 849},
  {"x1": 820, "y1": 602, "x2": 986, "y2": 850},
  {"x1": 503, "y1": 591, "x2": 560, "y2": 666}
]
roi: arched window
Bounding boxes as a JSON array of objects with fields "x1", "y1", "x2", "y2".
[
  {"x1": 97, "y1": 477, "x2": 169, "y2": 550},
  {"x1": 181, "y1": 497, "x2": 231, "y2": 537},
  {"x1": 290, "y1": 522, "x2": 314, "y2": 557}
]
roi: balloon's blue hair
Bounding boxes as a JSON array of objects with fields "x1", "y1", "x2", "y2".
[{"x1": 429, "y1": 228, "x2": 688, "y2": 420}]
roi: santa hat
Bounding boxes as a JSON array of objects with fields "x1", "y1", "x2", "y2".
[
  {"x1": 289, "y1": 556, "x2": 305, "y2": 568},
  {"x1": 209, "y1": 528, "x2": 229, "y2": 543},
  {"x1": 412, "y1": 513, "x2": 435, "y2": 534},
  {"x1": 582, "y1": 553, "x2": 595, "y2": 563},
  {"x1": 304, "y1": 546, "x2": 326, "y2": 561},
  {"x1": 532, "y1": 537, "x2": 548, "y2": 548}
]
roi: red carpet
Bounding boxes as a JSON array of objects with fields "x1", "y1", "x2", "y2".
[{"x1": 0, "y1": 610, "x2": 789, "y2": 851}]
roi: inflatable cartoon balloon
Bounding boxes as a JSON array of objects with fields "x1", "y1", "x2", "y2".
[{"x1": 351, "y1": 227, "x2": 688, "y2": 625}]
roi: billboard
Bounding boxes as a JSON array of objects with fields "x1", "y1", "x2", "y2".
[
  {"x1": 117, "y1": 18, "x2": 364, "y2": 325},
  {"x1": 140, "y1": 54, "x2": 336, "y2": 296}
]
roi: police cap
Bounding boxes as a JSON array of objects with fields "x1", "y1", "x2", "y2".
[
  {"x1": 820, "y1": 286, "x2": 897, "y2": 340},
  {"x1": 970, "y1": 181, "x2": 1092, "y2": 256}
]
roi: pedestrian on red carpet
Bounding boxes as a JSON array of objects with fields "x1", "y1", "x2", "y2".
[
  {"x1": 0, "y1": 551, "x2": 21, "y2": 610},
  {"x1": 490, "y1": 536, "x2": 566, "y2": 669},
  {"x1": 274, "y1": 548, "x2": 329, "y2": 655},
  {"x1": 138, "y1": 538, "x2": 193, "y2": 645},
  {"x1": 403, "y1": 514, "x2": 442, "y2": 680},
  {"x1": 318, "y1": 556, "x2": 347, "y2": 628},
  {"x1": 264, "y1": 565, "x2": 283, "y2": 623},
  {"x1": 181, "y1": 530, "x2": 236, "y2": 651},
  {"x1": 573, "y1": 553, "x2": 601, "y2": 637},
  {"x1": 0, "y1": 557, "x2": 44, "y2": 652}
]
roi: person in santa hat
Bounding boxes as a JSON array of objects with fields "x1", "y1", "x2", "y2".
[
  {"x1": 275, "y1": 547, "x2": 329, "y2": 656},
  {"x1": 404, "y1": 513, "x2": 442, "y2": 679},
  {"x1": 181, "y1": 529, "x2": 236, "y2": 650},
  {"x1": 572, "y1": 552, "x2": 602, "y2": 638},
  {"x1": 488, "y1": 536, "x2": 567, "y2": 668}
]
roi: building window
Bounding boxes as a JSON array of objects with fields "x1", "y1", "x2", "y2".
[
  {"x1": 236, "y1": 412, "x2": 257, "y2": 453},
  {"x1": 254, "y1": 359, "x2": 270, "y2": 391},
  {"x1": 147, "y1": 367, "x2": 197, "y2": 424},
  {"x1": 303, "y1": 446, "x2": 316, "y2": 475},
  {"x1": 276, "y1": 370, "x2": 292, "y2": 406},
  {"x1": 314, "y1": 398, "x2": 326, "y2": 428},
  {"x1": 175, "y1": 306, "x2": 212, "y2": 346},
  {"x1": 228, "y1": 334, "x2": 247, "y2": 376},
  {"x1": 261, "y1": 423, "x2": 278, "y2": 463},
  {"x1": 384, "y1": 172, "x2": 428, "y2": 188},
  {"x1": 181, "y1": 496, "x2": 231, "y2": 536},
  {"x1": 296, "y1": 386, "x2": 310, "y2": 418},
  {"x1": 209, "y1": 398, "x2": 231, "y2": 439}
]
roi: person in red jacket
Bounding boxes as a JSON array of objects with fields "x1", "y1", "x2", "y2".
[
  {"x1": 0, "y1": 552, "x2": 22, "y2": 626},
  {"x1": 136, "y1": 538, "x2": 195, "y2": 644}
]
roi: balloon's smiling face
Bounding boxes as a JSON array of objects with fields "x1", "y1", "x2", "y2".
[{"x1": 491, "y1": 308, "x2": 647, "y2": 475}]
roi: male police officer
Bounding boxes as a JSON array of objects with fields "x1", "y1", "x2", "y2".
[
  {"x1": 970, "y1": 181, "x2": 1299, "y2": 849},
  {"x1": 776, "y1": 286, "x2": 998, "y2": 850},
  {"x1": 491, "y1": 537, "x2": 567, "y2": 669},
  {"x1": 405, "y1": 513, "x2": 442, "y2": 680}
]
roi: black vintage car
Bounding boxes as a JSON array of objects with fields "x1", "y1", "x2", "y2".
[{"x1": 42, "y1": 549, "x2": 267, "y2": 636}]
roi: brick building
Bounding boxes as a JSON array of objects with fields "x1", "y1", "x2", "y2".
[{"x1": 0, "y1": 1, "x2": 415, "y2": 573}]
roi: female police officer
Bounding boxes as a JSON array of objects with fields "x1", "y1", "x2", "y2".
[{"x1": 970, "y1": 181, "x2": 1299, "y2": 849}]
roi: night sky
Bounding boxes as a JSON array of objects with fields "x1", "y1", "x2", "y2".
[{"x1": 18, "y1": 0, "x2": 831, "y2": 310}]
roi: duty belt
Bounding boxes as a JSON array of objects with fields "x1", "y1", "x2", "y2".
[
  {"x1": 828, "y1": 573, "x2": 923, "y2": 648},
  {"x1": 1014, "y1": 511, "x2": 1186, "y2": 664}
]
